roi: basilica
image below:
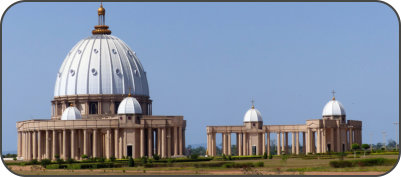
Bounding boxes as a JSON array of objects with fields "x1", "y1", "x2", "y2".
[
  {"x1": 16, "y1": 4, "x2": 363, "y2": 161},
  {"x1": 16, "y1": 4, "x2": 186, "y2": 161}
]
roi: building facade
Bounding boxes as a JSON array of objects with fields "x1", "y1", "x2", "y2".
[
  {"x1": 206, "y1": 96, "x2": 362, "y2": 156},
  {"x1": 16, "y1": 4, "x2": 186, "y2": 161}
]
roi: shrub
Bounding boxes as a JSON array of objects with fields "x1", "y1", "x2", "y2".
[
  {"x1": 40, "y1": 159, "x2": 51, "y2": 167},
  {"x1": 152, "y1": 154, "x2": 160, "y2": 160},
  {"x1": 81, "y1": 154, "x2": 88, "y2": 159},
  {"x1": 13, "y1": 157, "x2": 17, "y2": 161},
  {"x1": 109, "y1": 156, "x2": 116, "y2": 162},
  {"x1": 66, "y1": 158, "x2": 75, "y2": 164},
  {"x1": 141, "y1": 156, "x2": 148, "y2": 165},
  {"x1": 329, "y1": 160, "x2": 353, "y2": 168},
  {"x1": 190, "y1": 154, "x2": 199, "y2": 160},
  {"x1": 128, "y1": 157, "x2": 134, "y2": 167},
  {"x1": 96, "y1": 157, "x2": 105, "y2": 163},
  {"x1": 263, "y1": 152, "x2": 267, "y2": 159},
  {"x1": 46, "y1": 164, "x2": 60, "y2": 169},
  {"x1": 268, "y1": 154, "x2": 273, "y2": 159},
  {"x1": 255, "y1": 161, "x2": 264, "y2": 167},
  {"x1": 56, "y1": 158, "x2": 64, "y2": 164},
  {"x1": 227, "y1": 155, "x2": 232, "y2": 160},
  {"x1": 30, "y1": 159, "x2": 38, "y2": 165},
  {"x1": 222, "y1": 154, "x2": 226, "y2": 160}
]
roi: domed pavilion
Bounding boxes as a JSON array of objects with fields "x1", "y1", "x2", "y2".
[{"x1": 206, "y1": 93, "x2": 362, "y2": 156}]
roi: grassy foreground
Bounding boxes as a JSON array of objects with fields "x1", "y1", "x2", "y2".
[{"x1": 5, "y1": 154, "x2": 399, "y2": 175}]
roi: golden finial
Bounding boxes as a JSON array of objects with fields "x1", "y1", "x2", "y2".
[
  {"x1": 128, "y1": 88, "x2": 132, "y2": 97},
  {"x1": 251, "y1": 99, "x2": 255, "y2": 109},
  {"x1": 92, "y1": 2, "x2": 111, "y2": 35},
  {"x1": 98, "y1": 2, "x2": 105, "y2": 15},
  {"x1": 331, "y1": 90, "x2": 336, "y2": 100}
]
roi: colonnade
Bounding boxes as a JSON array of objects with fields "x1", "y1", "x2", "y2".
[
  {"x1": 18, "y1": 126, "x2": 185, "y2": 160},
  {"x1": 206, "y1": 127, "x2": 362, "y2": 156}
]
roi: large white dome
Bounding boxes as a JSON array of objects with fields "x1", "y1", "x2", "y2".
[
  {"x1": 322, "y1": 98, "x2": 346, "y2": 116},
  {"x1": 54, "y1": 35, "x2": 149, "y2": 97},
  {"x1": 243, "y1": 107, "x2": 263, "y2": 122}
]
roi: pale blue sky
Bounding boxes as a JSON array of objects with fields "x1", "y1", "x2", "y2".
[{"x1": 2, "y1": 2, "x2": 399, "y2": 152}]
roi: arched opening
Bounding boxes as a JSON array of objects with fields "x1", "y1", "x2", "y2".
[{"x1": 89, "y1": 102, "x2": 98, "y2": 114}]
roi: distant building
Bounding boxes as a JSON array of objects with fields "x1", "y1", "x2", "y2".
[
  {"x1": 16, "y1": 4, "x2": 186, "y2": 161},
  {"x1": 206, "y1": 95, "x2": 362, "y2": 156}
]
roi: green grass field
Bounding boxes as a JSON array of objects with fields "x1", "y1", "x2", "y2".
[{"x1": 6, "y1": 154, "x2": 399, "y2": 175}]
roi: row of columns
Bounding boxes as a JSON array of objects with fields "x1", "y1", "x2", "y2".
[
  {"x1": 206, "y1": 128, "x2": 362, "y2": 157},
  {"x1": 18, "y1": 126, "x2": 185, "y2": 160}
]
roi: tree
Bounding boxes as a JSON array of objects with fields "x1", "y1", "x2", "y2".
[
  {"x1": 361, "y1": 144, "x2": 370, "y2": 158},
  {"x1": 128, "y1": 156, "x2": 134, "y2": 167},
  {"x1": 351, "y1": 143, "x2": 360, "y2": 158},
  {"x1": 388, "y1": 139, "x2": 397, "y2": 150}
]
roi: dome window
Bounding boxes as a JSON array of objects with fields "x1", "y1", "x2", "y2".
[
  {"x1": 116, "y1": 68, "x2": 121, "y2": 75},
  {"x1": 77, "y1": 50, "x2": 82, "y2": 54},
  {"x1": 112, "y1": 49, "x2": 117, "y2": 54},
  {"x1": 91, "y1": 68, "x2": 98, "y2": 76},
  {"x1": 70, "y1": 69, "x2": 75, "y2": 76},
  {"x1": 93, "y1": 49, "x2": 99, "y2": 53},
  {"x1": 58, "y1": 72, "x2": 61, "y2": 78}
]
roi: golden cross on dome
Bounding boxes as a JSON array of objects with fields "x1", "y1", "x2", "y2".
[
  {"x1": 331, "y1": 89, "x2": 336, "y2": 100},
  {"x1": 251, "y1": 99, "x2": 255, "y2": 109},
  {"x1": 128, "y1": 88, "x2": 132, "y2": 97}
]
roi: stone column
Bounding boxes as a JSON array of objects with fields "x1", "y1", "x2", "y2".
[
  {"x1": 281, "y1": 132, "x2": 284, "y2": 152},
  {"x1": 22, "y1": 132, "x2": 25, "y2": 159},
  {"x1": 267, "y1": 132, "x2": 271, "y2": 156},
  {"x1": 27, "y1": 131, "x2": 32, "y2": 160},
  {"x1": 174, "y1": 127, "x2": 178, "y2": 156},
  {"x1": 37, "y1": 131, "x2": 41, "y2": 160},
  {"x1": 212, "y1": 133, "x2": 217, "y2": 156},
  {"x1": 262, "y1": 133, "x2": 266, "y2": 155},
  {"x1": 162, "y1": 128, "x2": 166, "y2": 158},
  {"x1": 306, "y1": 129, "x2": 310, "y2": 154},
  {"x1": 277, "y1": 132, "x2": 281, "y2": 155},
  {"x1": 337, "y1": 127, "x2": 341, "y2": 152},
  {"x1": 178, "y1": 126, "x2": 183, "y2": 155},
  {"x1": 322, "y1": 129, "x2": 326, "y2": 153},
  {"x1": 228, "y1": 133, "x2": 231, "y2": 155},
  {"x1": 83, "y1": 129, "x2": 87, "y2": 156},
  {"x1": 148, "y1": 128, "x2": 153, "y2": 157},
  {"x1": 114, "y1": 129, "x2": 118, "y2": 158},
  {"x1": 17, "y1": 132, "x2": 21, "y2": 157},
  {"x1": 71, "y1": 129, "x2": 76, "y2": 159},
  {"x1": 140, "y1": 128, "x2": 145, "y2": 157},
  {"x1": 238, "y1": 133, "x2": 243, "y2": 156},
  {"x1": 52, "y1": 130, "x2": 57, "y2": 160},
  {"x1": 124, "y1": 129, "x2": 127, "y2": 158},
  {"x1": 292, "y1": 132, "x2": 296, "y2": 154},
  {"x1": 167, "y1": 127, "x2": 172, "y2": 157},
  {"x1": 348, "y1": 128, "x2": 353, "y2": 150},
  {"x1": 330, "y1": 128, "x2": 335, "y2": 152},
  {"x1": 93, "y1": 129, "x2": 97, "y2": 158},
  {"x1": 302, "y1": 132, "x2": 306, "y2": 154},
  {"x1": 243, "y1": 133, "x2": 247, "y2": 155},
  {"x1": 119, "y1": 130, "x2": 123, "y2": 159},
  {"x1": 157, "y1": 128, "x2": 161, "y2": 155},
  {"x1": 294, "y1": 132, "x2": 299, "y2": 155},
  {"x1": 46, "y1": 130, "x2": 50, "y2": 159},
  {"x1": 63, "y1": 130, "x2": 67, "y2": 159},
  {"x1": 106, "y1": 129, "x2": 111, "y2": 159},
  {"x1": 316, "y1": 129, "x2": 321, "y2": 153},
  {"x1": 33, "y1": 131, "x2": 37, "y2": 160}
]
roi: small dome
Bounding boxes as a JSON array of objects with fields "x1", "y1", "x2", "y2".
[
  {"x1": 117, "y1": 97, "x2": 142, "y2": 114},
  {"x1": 61, "y1": 106, "x2": 82, "y2": 120},
  {"x1": 243, "y1": 107, "x2": 263, "y2": 122},
  {"x1": 322, "y1": 98, "x2": 346, "y2": 116}
]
